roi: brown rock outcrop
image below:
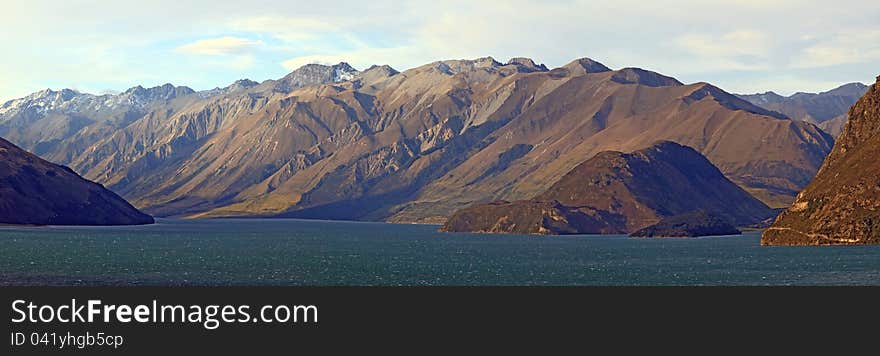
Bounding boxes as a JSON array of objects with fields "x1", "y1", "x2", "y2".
[{"x1": 763, "y1": 76, "x2": 880, "y2": 245}]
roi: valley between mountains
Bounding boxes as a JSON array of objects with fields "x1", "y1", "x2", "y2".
[{"x1": 0, "y1": 56, "x2": 865, "y2": 230}]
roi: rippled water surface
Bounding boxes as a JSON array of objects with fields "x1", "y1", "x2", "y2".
[{"x1": 1, "y1": 218, "x2": 879, "y2": 285}]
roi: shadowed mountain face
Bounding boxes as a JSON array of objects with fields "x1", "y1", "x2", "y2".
[
  {"x1": 0, "y1": 137, "x2": 153, "y2": 225},
  {"x1": 737, "y1": 83, "x2": 868, "y2": 137},
  {"x1": 629, "y1": 210, "x2": 741, "y2": 238},
  {"x1": 1, "y1": 57, "x2": 833, "y2": 221},
  {"x1": 441, "y1": 141, "x2": 775, "y2": 235},
  {"x1": 762, "y1": 76, "x2": 880, "y2": 246}
]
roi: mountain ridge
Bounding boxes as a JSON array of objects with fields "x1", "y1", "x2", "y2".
[
  {"x1": 0, "y1": 56, "x2": 834, "y2": 222},
  {"x1": 736, "y1": 82, "x2": 868, "y2": 137}
]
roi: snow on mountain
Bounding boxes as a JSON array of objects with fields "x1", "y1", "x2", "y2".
[
  {"x1": 196, "y1": 79, "x2": 260, "y2": 98},
  {"x1": 333, "y1": 64, "x2": 359, "y2": 82},
  {"x1": 0, "y1": 84, "x2": 195, "y2": 121}
]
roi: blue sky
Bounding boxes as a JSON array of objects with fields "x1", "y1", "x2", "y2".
[{"x1": 1, "y1": 0, "x2": 878, "y2": 102}]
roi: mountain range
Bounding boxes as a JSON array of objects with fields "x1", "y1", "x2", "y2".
[
  {"x1": 736, "y1": 83, "x2": 868, "y2": 137},
  {"x1": 0, "y1": 56, "x2": 837, "y2": 223}
]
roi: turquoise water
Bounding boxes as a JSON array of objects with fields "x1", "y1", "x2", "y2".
[{"x1": 1, "y1": 218, "x2": 879, "y2": 286}]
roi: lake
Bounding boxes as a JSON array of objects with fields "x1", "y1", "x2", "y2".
[{"x1": 1, "y1": 218, "x2": 879, "y2": 286}]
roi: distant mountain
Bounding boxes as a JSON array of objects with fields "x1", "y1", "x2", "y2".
[
  {"x1": 762, "y1": 76, "x2": 880, "y2": 245},
  {"x1": 1, "y1": 57, "x2": 833, "y2": 222},
  {"x1": 197, "y1": 79, "x2": 260, "y2": 98},
  {"x1": 0, "y1": 84, "x2": 200, "y2": 163},
  {"x1": 0, "y1": 137, "x2": 153, "y2": 225},
  {"x1": 441, "y1": 141, "x2": 775, "y2": 234},
  {"x1": 737, "y1": 83, "x2": 868, "y2": 137},
  {"x1": 816, "y1": 116, "x2": 848, "y2": 138},
  {"x1": 273, "y1": 62, "x2": 360, "y2": 92}
]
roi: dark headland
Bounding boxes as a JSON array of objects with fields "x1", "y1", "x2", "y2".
[
  {"x1": 629, "y1": 211, "x2": 741, "y2": 238},
  {"x1": 0, "y1": 137, "x2": 153, "y2": 225}
]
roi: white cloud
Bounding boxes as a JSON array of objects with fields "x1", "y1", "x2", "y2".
[
  {"x1": 2, "y1": 0, "x2": 879, "y2": 101},
  {"x1": 792, "y1": 30, "x2": 880, "y2": 69},
  {"x1": 672, "y1": 30, "x2": 773, "y2": 72},
  {"x1": 176, "y1": 37, "x2": 264, "y2": 56},
  {"x1": 229, "y1": 16, "x2": 342, "y2": 43},
  {"x1": 676, "y1": 30, "x2": 770, "y2": 58}
]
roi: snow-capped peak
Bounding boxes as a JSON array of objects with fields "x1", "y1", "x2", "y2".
[
  {"x1": 0, "y1": 88, "x2": 89, "y2": 117},
  {"x1": 333, "y1": 66, "x2": 358, "y2": 82},
  {"x1": 1, "y1": 84, "x2": 196, "y2": 119},
  {"x1": 274, "y1": 62, "x2": 361, "y2": 92}
]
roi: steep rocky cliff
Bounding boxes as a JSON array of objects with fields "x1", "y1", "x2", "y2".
[{"x1": 763, "y1": 76, "x2": 880, "y2": 245}]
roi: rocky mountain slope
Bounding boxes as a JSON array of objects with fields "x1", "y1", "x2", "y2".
[
  {"x1": 1, "y1": 56, "x2": 834, "y2": 221},
  {"x1": 737, "y1": 83, "x2": 867, "y2": 137},
  {"x1": 0, "y1": 137, "x2": 153, "y2": 225},
  {"x1": 441, "y1": 141, "x2": 775, "y2": 234},
  {"x1": 0, "y1": 84, "x2": 201, "y2": 164},
  {"x1": 762, "y1": 76, "x2": 880, "y2": 245},
  {"x1": 0, "y1": 62, "x2": 363, "y2": 163}
]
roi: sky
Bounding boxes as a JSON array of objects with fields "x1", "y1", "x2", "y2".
[{"x1": 1, "y1": 0, "x2": 878, "y2": 102}]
